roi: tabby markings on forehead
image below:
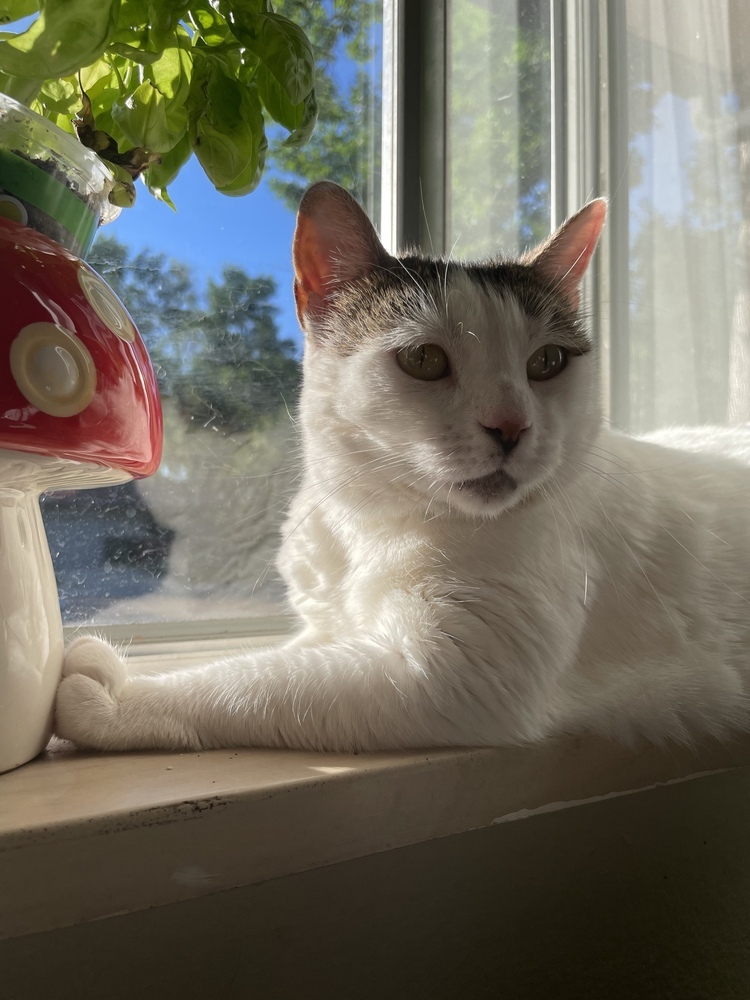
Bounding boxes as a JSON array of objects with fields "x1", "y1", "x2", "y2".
[{"x1": 319, "y1": 254, "x2": 591, "y2": 356}]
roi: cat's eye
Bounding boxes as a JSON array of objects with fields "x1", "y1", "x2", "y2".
[
  {"x1": 396, "y1": 343, "x2": 450, "y2": 381},
  {"x1": 526, "y1": 345, "x2": 568, "y2": 381}
]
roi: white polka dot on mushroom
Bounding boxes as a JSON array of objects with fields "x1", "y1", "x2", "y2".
[
  {"x1": 10, "y1": 323, "x2": 97, "y2": 418},
  {"x1": 0, "y1": 195, "x2": 28, "y2": 226},
  {"x1": 77, "y1": 264, "x2": 136, "y2": 342}
]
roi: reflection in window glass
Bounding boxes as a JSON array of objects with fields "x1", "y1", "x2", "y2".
[
  {"x1": 447, "y1": 0, "x2": 551, "y2": 258},
  {"x1": 623, "y1": 0, "x2": 750, "y2": 432},
  {"x1": 43, "y1": 0, "x2": 383, "y2": 625}
]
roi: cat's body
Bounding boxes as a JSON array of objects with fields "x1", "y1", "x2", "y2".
[{"x1": 55, "y1": 183, "x2": 750, "y2": 753}]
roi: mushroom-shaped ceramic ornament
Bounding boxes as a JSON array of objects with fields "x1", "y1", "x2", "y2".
[{"x1": 0, "y1": 217, "x2": 162, "y2": 771}]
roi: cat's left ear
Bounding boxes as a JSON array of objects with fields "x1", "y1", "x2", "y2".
[
  {"x1": 293, "y1": 181, "x2": 391, "y2": 334},
  {"x1": 521, "y1": 199, "x2": 607, "y2": 311}
]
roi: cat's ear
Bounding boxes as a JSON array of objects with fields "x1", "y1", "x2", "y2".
[
  {"x1": 293, "y1": 181, "x2": 390, "y2": 332},
  {"x1": 521, "y1": 199, "x2": 607, "y2": 311}
]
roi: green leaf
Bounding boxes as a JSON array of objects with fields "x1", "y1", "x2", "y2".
[
  {"x1": 217, "y1": 0, "x2": 267, "y2": 21},
  {"x1": 112, "y1": 78, "x2": 186, "y2": 153},
  {"x1": 116, "y1": 0, "x2": 149, "y2": 24},
  {"x1": 189, "y1": 2, "x2": 230, "y2": 47},
  {"x1": 1, "y1": 70, "x2": 41, "y2": 103},
  {"x1": 225, "y1": 10, "x2": 314, "y2": 106},
  {"x1": 144, "y1": 128, "x2": 191, "y2": 199},
  {"x1": 38, "y1": 75, "x2": 78, "y2": 115},
  {"x1": 42, "y1": 108, "x2": 77, "y2": 134},
  {"x1": 152, "y1": 186, "x2": 176, "y2": 210},
  {"x1": 219, "y1": 128, "x2": 266, "y2": 195},
  {"x1": 282, "y1": 88, "x2": 317, "y2": 148},
  {"x1": 79, "y1": 59, "x2": 120, "y2": 95},
  {"x1": 0, "y1": 0, "x2": 120, "y2": 78},
  {"x1": 109, "y1": 42, "x2": 161, "y2": 65},
  {"x1": 147, "y1": 0, "x2": 189, "y2": 50},
  {"x1": 192, "y1": 68, "x2": 266, "y2": 195},
  {"x1": 75, "y1": 59, "x2": 133, "y2": 137},
  {"x1": 0, "y1": 0, "x2": 38, "y2": 25},
  {"x1": 255, "y1": 59, "x2": 303, "y2": 131},
  {"x1": 146, "y1": 29, "x2": 191, "y2": 105},
  {"x1": 107, "y1": 162, "x2": 137, "y2": 207}
]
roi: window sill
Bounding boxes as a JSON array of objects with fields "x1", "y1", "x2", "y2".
[
  {"x1": 63, "y1": 617, "x2": 295, "y2": 670},
  {"x1": 3, "y1": 727, "x2": 750, "y2": 941}
]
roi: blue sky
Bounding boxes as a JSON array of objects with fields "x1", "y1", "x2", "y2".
[{"x1": 107, "y1": 147, "x2": 303, "y2": 350}]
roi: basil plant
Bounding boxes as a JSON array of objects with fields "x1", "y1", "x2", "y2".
[{"x1": 0, "y1": 0, "x2": 317, "y2": 207}]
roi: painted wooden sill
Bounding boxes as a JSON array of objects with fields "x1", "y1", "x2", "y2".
[{"x1": 3, "y1": 730, "x2": 750, "y2": 942}]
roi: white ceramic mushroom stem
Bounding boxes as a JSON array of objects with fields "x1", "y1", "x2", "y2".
[{"x1": 0, "y1": 451, "x2": 129, "y2": 772}]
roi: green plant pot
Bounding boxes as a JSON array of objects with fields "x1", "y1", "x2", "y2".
[{"x1": 0, "y1": 94, "x2": 118, "y2": 258}]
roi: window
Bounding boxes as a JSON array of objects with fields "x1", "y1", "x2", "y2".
[
  {"x1": 39, "y1": 0, "x2": 750, "y2": 640},
  {"x1": 607, "y1": 0, "x2": 750, "y2": 432},
  {"x1": 446, "y1": 0, "x2": 551, "y2": 257},
  {"x1": 42, "y1": 0, "x2": 383, "y2": 633}
]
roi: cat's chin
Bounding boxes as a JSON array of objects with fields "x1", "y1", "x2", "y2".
[{"x1": 441, "y1": 467, "x2": 526, "y2": 518}]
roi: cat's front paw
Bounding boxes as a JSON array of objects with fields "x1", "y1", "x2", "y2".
[{"x1": 55, "y1": 636, "x2": 129, "y2": 749}]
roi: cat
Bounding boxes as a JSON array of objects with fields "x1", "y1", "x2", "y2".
[{"x1": 54, "y1": 181, "x2": 750, "y2": 753}]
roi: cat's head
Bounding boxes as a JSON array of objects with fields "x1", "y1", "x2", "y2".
[{"x1": 292, "y1": 182, "x2": 606, "y2": 518}]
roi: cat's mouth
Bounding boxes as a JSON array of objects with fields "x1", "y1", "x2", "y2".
[{"x1": 454, "y1": 466, "x2": 518, "y2": 500}]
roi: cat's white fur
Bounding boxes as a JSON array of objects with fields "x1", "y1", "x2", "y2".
[{"x1": 55, "y1": 183, "x2": 750, "y2": 752}]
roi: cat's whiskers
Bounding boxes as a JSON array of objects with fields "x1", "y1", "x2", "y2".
[
  {"x1": 421, "y1": 477, "x2": 450, "y2": 522},
  {"x1": 440, "y1": 235, "x2": 463, "y2": 323},
  {"x1": 537, "y1": 481, "x2": 568, "y2": 577},
  {"x1": 583, "y1": 442, "x2": 649, "y2": 478},
  {"x1": 577, "y1": 454, "x2": 724, "y2": 538},
  {"x1": 281, "y1": 394, "x2": 300, "y2": 429},
  {"x1": 545, "y1": 474, "x2": 590, "y2": 607},
  {"x1": 585, "y1": 440, "x2": 715, "y2": 484},
  {"x1": 551, "y1": 477, "x2": 622, "y2": 606}
]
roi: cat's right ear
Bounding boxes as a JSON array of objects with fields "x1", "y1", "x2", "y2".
[{"x1": 293, "y1": 181, "x2": 390, "y2": 334}]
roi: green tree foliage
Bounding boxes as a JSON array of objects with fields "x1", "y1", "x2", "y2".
[
  {"x1": 448, "y1": 0, "x2": 551, "y2": 256},
  {"x1": 87, "y1": 234, "x2": 300, "y2": 435},
  {"x1": 88, "y1": 237, "x2": 199, "y2": 388},
  {"x1": 185, "y1": 266, "x2": 300, "y2": 432}
]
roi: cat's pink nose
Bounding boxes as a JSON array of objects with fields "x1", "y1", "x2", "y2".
[{"x1": 480, "y1": 419, "x2": 530, "y2": 455}]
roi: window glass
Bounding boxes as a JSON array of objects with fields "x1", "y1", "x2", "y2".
[
  {"x1": 621, "y1": 0, "x2": 750, "y2": 431},
  {"x1": 446, "y1": 0, "x2": 552, "y2": 257},
  {"x1": 43, "y1": 0, "x2": 383, "y2": 625}
]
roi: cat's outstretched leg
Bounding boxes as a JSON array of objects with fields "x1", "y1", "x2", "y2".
[{"x1": 55, "y1": 632, "x2": 506, "y2": 752}]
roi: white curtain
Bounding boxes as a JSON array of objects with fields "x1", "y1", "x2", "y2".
[{"x1": 624, "y1": 0, "x2": 750, "y2": 431}]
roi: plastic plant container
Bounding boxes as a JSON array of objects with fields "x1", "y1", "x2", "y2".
[{"x1": 0, "y1": 93, "x2": 119, "y2": 258}]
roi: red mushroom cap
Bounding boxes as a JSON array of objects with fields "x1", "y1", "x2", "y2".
[{"x1": 0, "y1": 218, "x2": 162, "y2": 479}]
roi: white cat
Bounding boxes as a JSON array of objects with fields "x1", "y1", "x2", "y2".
[{"x1": 55, "y1": 182, "x2": 750, "y2": 752}]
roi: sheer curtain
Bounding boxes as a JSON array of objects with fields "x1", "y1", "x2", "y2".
[{"x1": 623, "y1": 0, "x2": 750, "y2": 432}]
